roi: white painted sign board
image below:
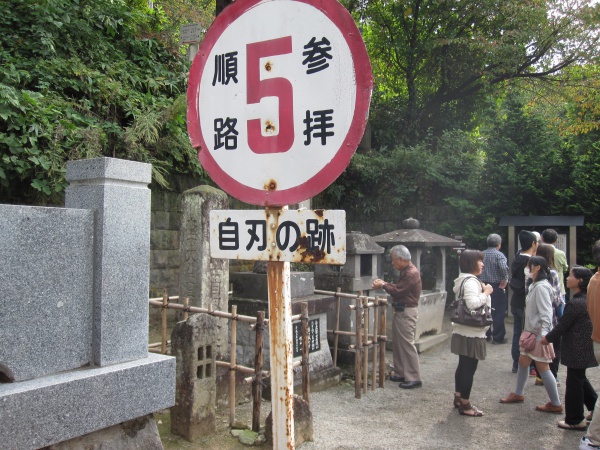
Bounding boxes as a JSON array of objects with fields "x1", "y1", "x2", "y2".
[
  {"x1": 180, "y1": 23, "x2": 203, "y2": 45},
  {"x1": 187, "y1": 0, "x2": 372, "y2": 206},
  {"x1": 210, "y1": 209, "x2": 346, "y2": 264}
]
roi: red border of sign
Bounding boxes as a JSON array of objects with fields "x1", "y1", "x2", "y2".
[{"x1": 187, "y1": 0, "x2": 372, "y2": 206}]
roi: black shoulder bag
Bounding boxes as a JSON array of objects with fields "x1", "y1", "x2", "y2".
[{"x1": 451, "y1": 277, "x2": 493, "y2": 327}]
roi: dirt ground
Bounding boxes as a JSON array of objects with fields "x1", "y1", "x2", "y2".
[{"x1": 155, "y1": 312, "x2": 599, "y2": 449}]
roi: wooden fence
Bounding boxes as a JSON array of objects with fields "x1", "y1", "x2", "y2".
[
  {"x1": 315, "y1": 288, "x2": 389, "y2": 399},
  {"x1": 148, "y1": 290, "x2": 311, "y2": 432}
]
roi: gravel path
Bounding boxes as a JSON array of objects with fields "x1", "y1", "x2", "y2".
[
  {"x1": 159, "y1": 313, "x2": 599, "y2": 449},
  {"x1": 300, "y1": 315, "x2": 597, "y2": 450}
]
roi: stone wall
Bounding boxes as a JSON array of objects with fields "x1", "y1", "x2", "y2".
[
  {"x1": 149, "y1": 175, "x2": 209, "y2": 297},
  {"x1": 149, "y1": 177, "x2": 261, "y2": 297}
]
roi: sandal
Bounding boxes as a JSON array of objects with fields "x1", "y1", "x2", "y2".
[
  {"x1": 557, "y1": 420, "x2": 587, "y2": 430},
  {"x1": 458, "y1": 401, "x2": 484, "y2": 417},
  {"x1": 454, "y1": 393, "x2": 461, "y2": 409}
]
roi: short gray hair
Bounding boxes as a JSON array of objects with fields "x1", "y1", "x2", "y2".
[
  {"x1": 390, "y1": 245, "x2": 411, "y2": 261},
  {"x1": 486, "y1": 233, "x2": 502, "y2": 248}
]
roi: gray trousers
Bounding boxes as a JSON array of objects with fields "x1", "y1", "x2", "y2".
[{"x1": 392, "y1": 307, "x2": 421, "y2": 382}]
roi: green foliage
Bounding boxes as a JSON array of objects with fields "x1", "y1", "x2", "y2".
[
  {"x1": 316, "y1": 129, "x2": 485, "y2": 224},
  {"x1": 360, "y1": 0, "x2": 600, "y2": 147},
  {"x1": 0, "y1": 0, "x2": 209, "y2": 204}
]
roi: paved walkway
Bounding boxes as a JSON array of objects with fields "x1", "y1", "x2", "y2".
[{"x1": 300, "y1": 314, "x2": 597, "y2": 450}]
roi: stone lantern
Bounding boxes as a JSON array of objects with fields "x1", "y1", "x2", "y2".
[
  {"x1": 314, "y1": 231, "x2": 385, "y2": 363},
  {"x1": 372, "y1": 218, "x2": 463, "y2": 352}
]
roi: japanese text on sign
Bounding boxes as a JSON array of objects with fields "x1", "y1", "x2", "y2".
[
  {"x1": 188, "y1": 0, "x2": 373, "y2": 206},
  {"x1": 293, "y1": 318, "x2": 321, "y2": 358},
  {"x1": 209, "y1": 209, "x2": 346, "y2": 264}
]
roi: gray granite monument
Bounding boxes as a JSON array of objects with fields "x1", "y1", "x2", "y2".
[
  {"x1": 179, "y1": 185, "x2": 229, "y2": 356},
  {"x1": 0, "y1": 157, "x2": 175, "y2": 450}
]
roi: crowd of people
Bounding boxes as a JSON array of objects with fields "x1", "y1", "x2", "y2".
[{"x1": 374, "y1": 230, "x2": 600, "y2": 450}]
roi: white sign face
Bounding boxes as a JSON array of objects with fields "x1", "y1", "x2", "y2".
[
  {"x1": 188, "y1": 0, "x2": 372, "y2": 206},
  {"x1": 180, "y1": 23, "x2": 203, "y2": 45},
  {"x1": 209, "y1": 209, "x2": 346, "y2": 264}
]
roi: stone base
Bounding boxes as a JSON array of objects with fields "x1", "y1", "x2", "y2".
[
  {"x1": 0, "y1": 353, "x2": 175, "y2": 450},
  {"x1": 415, "y1": 333, "x2": 449, "y2": 353},
  {"x1": 265, "y1": 395, "x2": 313, "y2": 446},
  {"x1": 42, "y1": 414, "x2": 163, "y2": 450}
]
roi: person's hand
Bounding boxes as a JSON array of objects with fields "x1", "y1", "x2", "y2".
[
  {"x1": 372, "y1": 279, "x2": 385, "y2": 289},
  {"x1": 499, "y1": 280, "x2": 508, "y2": 289},
  {"x1": 483, "y1": 283, "x2": 493, "y2": 295},
  {"x1": 541, "y1": 336, "x2": 549, "y2": 345}
]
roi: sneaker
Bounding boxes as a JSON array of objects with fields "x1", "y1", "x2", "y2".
[
  {"x1": 512, "y1": 364, "x2": 518, "y2": 374},
  {"x1": 530, "y1": 368, "x2": 538, "y2": 377},
  {"x1": 580, "y1": 436, "x2": 600, "y2": 450},
  {"x1": 535, "y1": 377, "x2": 544, "y2": 386}
]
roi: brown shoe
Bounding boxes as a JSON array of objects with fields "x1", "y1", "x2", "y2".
[
  {"x1": 536, "y1": 402, "x2": 563, "y2": 414},
  {"x1": 499, "y1": 392, "x2": 525, "y2": 403}
]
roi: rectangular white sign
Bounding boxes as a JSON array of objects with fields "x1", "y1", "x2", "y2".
[
  {"x1": 210, "y1": 209, "x2": 346, "y2": 264},
  {"x1": 180, "y1": 23, "x2": 203, "y2": 45}
]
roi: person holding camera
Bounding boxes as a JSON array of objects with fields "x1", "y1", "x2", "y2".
[{"x1": 372, "y1": 245, "x2": 422, "y2": 389}]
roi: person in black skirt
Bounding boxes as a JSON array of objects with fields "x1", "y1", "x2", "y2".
[
  {"x1": 543, "y1": 266, "x2": 598, "y2": 430},
  {"x1": 451, "y1": 250, "x2": 493, "y2": 417}
]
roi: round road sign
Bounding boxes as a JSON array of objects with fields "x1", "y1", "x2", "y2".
[{"x1": 187, "y1": 0, "x2": 372, "y2": 206}]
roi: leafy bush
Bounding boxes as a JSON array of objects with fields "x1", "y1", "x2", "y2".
[{"x1": 0, "y1": 0, "x2": 208, "y2": 204}]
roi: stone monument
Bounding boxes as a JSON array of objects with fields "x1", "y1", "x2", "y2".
[
  {"x1": 179, "y1": 185, "x2": 229, "y2": 356},
  {"x1": 170, "y1": 313, "x2": 218, "y2": 440},
  {"x1": 0, "y1": 157, "x2": 175, "y2": 449}
]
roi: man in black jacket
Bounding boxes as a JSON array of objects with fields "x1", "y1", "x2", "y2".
[{"x1": 509, "y1": 230, "x2": 538, "y2": 372}]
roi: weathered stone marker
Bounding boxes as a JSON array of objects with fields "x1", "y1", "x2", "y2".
[
  {"x1": 170, "y1": 313, "x2": 218, "y2": 440},
  {"x1": 178, "y1": 185, "x2": 229, "y2": 355}
]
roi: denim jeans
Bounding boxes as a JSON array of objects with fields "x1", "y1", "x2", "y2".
[
  {"x1": 489, "y1": 283, "x2": 508, "y2": 342},
  {"x1": 511, "y1": 306, "x2": 525, "y2": 368}
]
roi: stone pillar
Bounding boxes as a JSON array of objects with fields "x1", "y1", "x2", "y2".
[
  {"x1": 179, "y1": 185, "x2": 229, "y2": 353},
  {"x1": 65, "y1": 157, "x2": 152, "y2": 366},
  {"x1": 170, "y1": 314, "x2": 218, "y2": 441}
]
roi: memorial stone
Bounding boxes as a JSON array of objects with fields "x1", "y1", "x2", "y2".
[
  {"x1": 65, "y1": 157, "x2": 152, "y2": 366},
  {"x1": 171, "y1": 313, "x2": 219, "y2": 440},
  {"x1": 179, "y1": 185, "x2": 229, "y2": 355},
  {"x1": 0, "y1": 157, "x2": 175, "y2": 450}
]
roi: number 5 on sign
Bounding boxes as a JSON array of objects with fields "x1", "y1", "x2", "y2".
[
  {"x1": 247, "y1": 37, "x2": 294, "y2": 154},
  {"x1": 187, "y1": 0, "x2": 373, "y2": 207}
]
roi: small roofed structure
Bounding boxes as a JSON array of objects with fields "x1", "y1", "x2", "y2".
[
  {"x1": 498, "y1": 216, "x2": 584, "y2": 270},
  {"x1": 372, "y1": 218, "x2": 463, "y2": 352}
]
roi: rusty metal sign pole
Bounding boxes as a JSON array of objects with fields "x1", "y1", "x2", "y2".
[{"x1": 267, "y1": 208, "x2": 295, "y2": 449}]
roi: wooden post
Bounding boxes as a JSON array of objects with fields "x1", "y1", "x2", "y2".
[
  {"x1": 229, "y1": 304, "x2": 237, "y2": 427},
  {"x1": 252, "y1": 310, "x2": 265, "y2": 432},
  {"x1": 333, "y1": 287, "x2": 342, "y2": 368},
  {"x1": 161, "y1": 289, "x2": 168, "y2": 354},
  {"x1": 371, "y1": 297, "x2": 379, "y2": 391},
  {"x1": 354, "y1": 296, "x2": 363, "y2": 399},
  {"x1": 183, "y1": 297, "x2": 190, "y2": 321},
  {"x1": 362, "y1": 294, "x2": 368, "y2": 393},
  {"x1": 301, "y1": 302, "x2": 310, "y2": 405},
  {"x1": 379, "y1": 297, "x2": 387, "y2": 388}
]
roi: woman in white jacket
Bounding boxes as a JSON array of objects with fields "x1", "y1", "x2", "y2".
[
  {"x1": 500, "y1": 256, "x2": 563, "y2": 414},
  {"x1": 452, "y1": 250, "x2": 493, "y2": 417}
]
